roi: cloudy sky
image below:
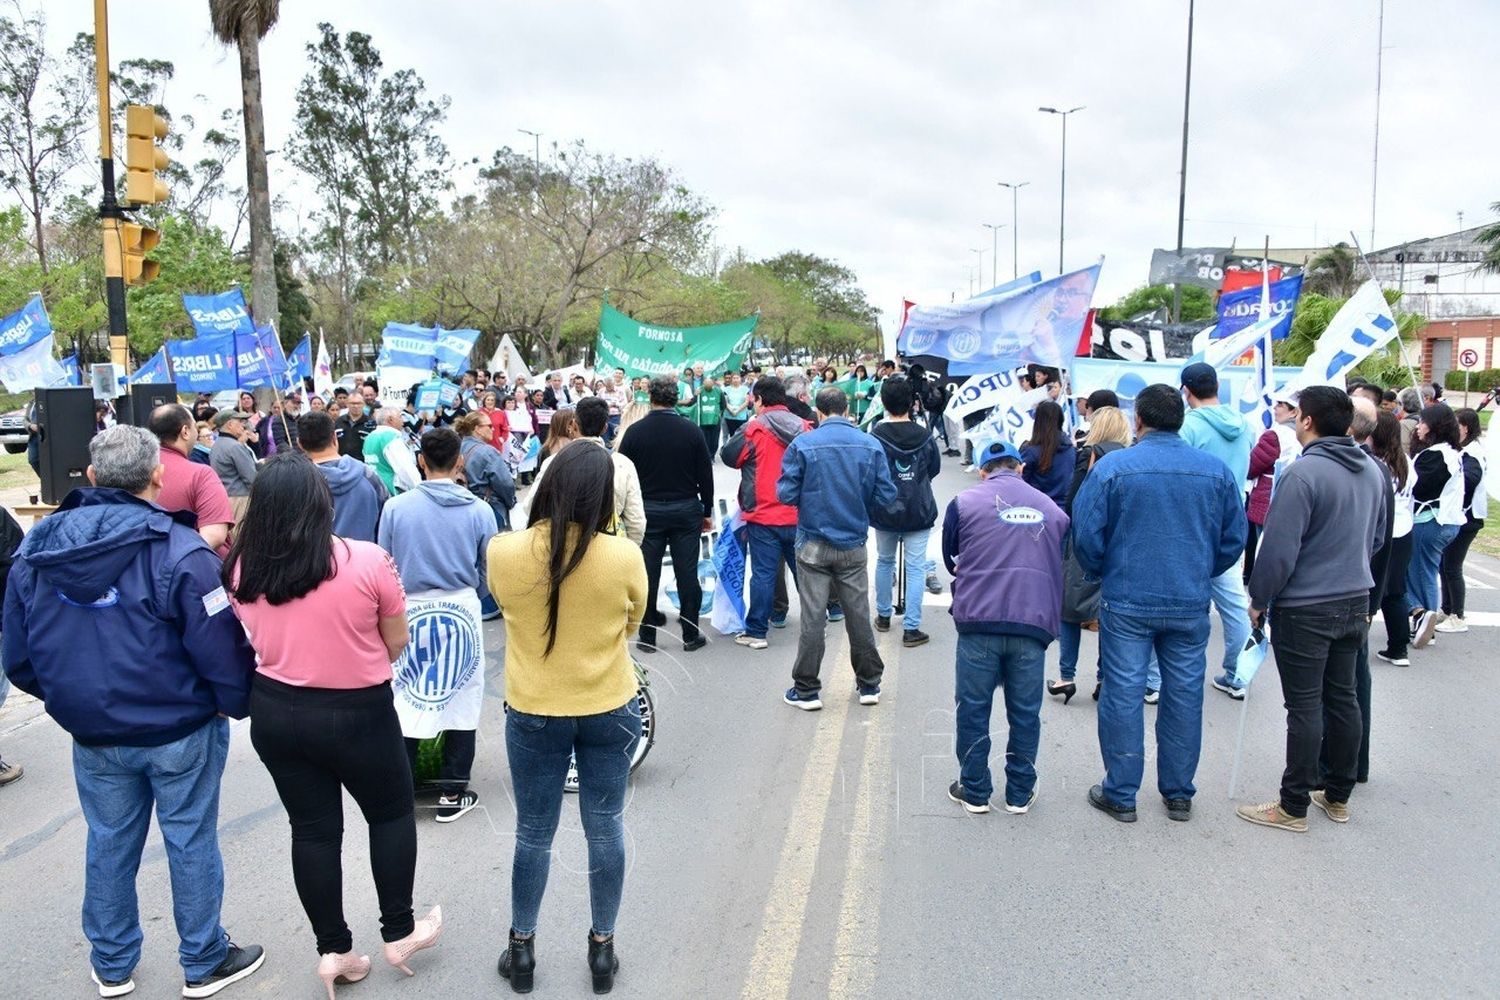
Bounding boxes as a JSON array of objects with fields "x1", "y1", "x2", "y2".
[{"x1": 72, "y1": 1, "x2": 1500, "y2": 328}]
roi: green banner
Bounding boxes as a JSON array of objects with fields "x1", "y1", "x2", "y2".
[{"x1": 595, "y1": 303, "x2": 757, "y2": 377}]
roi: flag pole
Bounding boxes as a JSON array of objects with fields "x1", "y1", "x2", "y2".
[{"x1": 1348, "y1": 230, "x2": 1421, "y2": 392}]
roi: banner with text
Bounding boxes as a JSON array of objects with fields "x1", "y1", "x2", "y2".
[
  {"x1": 0, "y1": 333, "x2": 68, "y2": 392},
  {"x1": 1148, "y1": 247, "x2": 1230, "y2": 289},
  {"x1": 164, "y1": 331, "x2": 240, "y2": 391},
  {"x1": 1090, "y1": 316, "x2": 1212, "y2": 362},
  {"x1": 1214, "y1": 274, "x2": 1303, "y2": 341},
  {"x1": 0, "y1": 295, "x2": 54, "y2": 356},
  {"x1": 594, "y1": 303, "x2": 757, "y2": 377},
  {"x1": 183, "y1": 288, "x2": 255, "y2": 337}
]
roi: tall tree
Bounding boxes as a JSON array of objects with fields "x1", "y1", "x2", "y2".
[
  {"x1": 209, "y1": 0, "x2": 280, "y2": 329},
  {"x1": 1304, "y1": 242, "x2": 1362, "y2": 298},
  {"x1": 1478, "y1": 201, "x2": 1500, "y2": 275},
  {"x1": 0, "y1": 8, "x2": 91, "y2": 273}
]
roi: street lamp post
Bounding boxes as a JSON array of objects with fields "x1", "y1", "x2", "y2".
[
  {"x1": 517, "y1": 128, "x2": 542, "y2": 175},
  {"x1": 997, "y1": 180, "x2": 1029, "y2": 279},
  {"x1": 981, "y1": 223, "x2": 1005, "y2": 288},
  {"x1": 1038, "y1": 106, "x2": 1084, "y2": 274}
]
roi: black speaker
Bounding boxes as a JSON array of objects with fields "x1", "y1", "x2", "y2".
[
  {"x1": 116, "y1": 381, "x2": 178, "y2": 428},
  {"x1": 36, "y1": 387, "x2": 97, "y2": 505}
]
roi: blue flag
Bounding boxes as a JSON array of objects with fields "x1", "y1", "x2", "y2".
[
  {"x1": 0, "y1": 295, "x2": 53, "y2": 356},
  {"x1": 289, "y1": 333, "x2": 313, "y2": 384},
  {"x1": 1214, "y1": 274, "x2": 1303, "y2": 342},
  {"x1": 59, "y1": 352, "x2": 82, "y2": 386},
  {"x1": 165, "y1": 331, "x2": 239, "y2": 391},
  {"x1": 433, "y1": 327, "x2": 481, "y2": 375},
  {"x1": 378, "y1": 323, "x2": 438, "y2": 371},
  {"x1": 183, "y1": 288, "x2": 255, "y2": 336},
  {"x1": 234, "y1": 326, "x2": 289, "y2": 388},
  {"x1": 129, "y1": 347, "x2": 172, "y2": 385}
]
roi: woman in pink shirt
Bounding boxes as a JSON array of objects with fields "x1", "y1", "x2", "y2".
[{"x1": 225, "y1": 455, "x2": 443, "y2": 997}]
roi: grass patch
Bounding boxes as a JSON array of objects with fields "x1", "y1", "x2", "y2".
[
  {"x1": 1473, "y1": 499, "x2": 1500, "y2": 561},
  {"x1": 0, "y1": 449, "x2": 38, "y2": 493}
]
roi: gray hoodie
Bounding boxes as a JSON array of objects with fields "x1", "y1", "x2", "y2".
[
  {"x1": 1248, "y1": 435, "x2": 1389, "y2": 609},
  {"x1": 378, "y1": 480, "x2": 498, "y2": 593}
]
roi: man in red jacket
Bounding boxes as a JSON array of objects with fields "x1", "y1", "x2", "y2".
[{"x1": 720, "y1": 376, "x2": 809, "y2": 648}]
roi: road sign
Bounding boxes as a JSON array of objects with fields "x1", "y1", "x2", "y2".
[{"x1": 1459, "y1": 347, "x2": 1481, "y2": 370}]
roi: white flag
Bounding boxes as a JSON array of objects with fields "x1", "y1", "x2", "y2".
[
  {"x1": 0, "y1": 333, "x2": 68, "y2": 392},
  {"x1": 313, "y1": 330, "x2": 334, "y2": 398},
  {"x1": 1283, "y1": 281, "x2": 1398, "y2": 395}
]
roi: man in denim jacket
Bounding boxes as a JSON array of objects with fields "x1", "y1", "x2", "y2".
[
  {"x1": 1072, "y1": 384, "x2": 1247, "y2": 823},
  {"x1": 776, "y1": 388, "x2": 897, "y2": 711}
]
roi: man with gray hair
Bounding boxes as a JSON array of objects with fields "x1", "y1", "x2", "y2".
[
  {"x1": 1397, "y1": 385, "x2": 1432, "y2": 453},
  {"x1": 2, "y1": 425, "x2": 264, "y2": 997},
  {"x1": 363, "y1": 406, "x2": 422, "y2": 495}
]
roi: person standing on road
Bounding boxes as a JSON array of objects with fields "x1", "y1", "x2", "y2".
[
  {"x1": 775, "y1": 387, "x2": 897, "y2": 710},
  {"x1": 1018, "y1": 399, "x2": 1076, "y2": 506},
  {"x1": 0, "y1": 504, "x2": 23, "y2": 789},
  {"x1": 617, "y1": 376, "x2": 714, "y2": 653},
  {"x1": 365, "y1": 407, "x2": 422, "y2": 496},
  {"x1": 1405, "y1": 403, "x2": 1465, "y2": 650},
  {"x1": 209, "y1": 408, "x2": 259, "y2": 530},
  {"x1": 723, "y1": 371, "x2": 751, "y2": 437},
  {"x1": 941, "y1": 440, "x2": 1068, "y2": 814},
  {"x1": 336, "y1": 391, "x2": 377, "y2": 460},
  {"x1": 1436, "y1": 408, "x2": 1487, "y2": 633},
  {"x1": 1177, "y1": 362, "x2": 1255, "y2": 700},
  {"x1": 870, "y1": 376, "x2": 942, "y2": 647},
  {"x1": 298, "y1": 410, "x2": 389, "y2": 542},
  {"x1": 453, "y1": 412, "x2": 517, "y2": 532},
  {"x1": 1371, "y1": 410, "x2": 1416, "y2": 666},
  {"x1": 1238, "y1": 387, "x2": 1388, "y2": 833},
  {"x1": 694, "y1": 373, "x2": 724, "y2": 458},
  {"x1": 2, "y1": 426, "x2": 265, "y2": 999},
  {"x1": 488, "y1": 444, "x2": 646, "y2": 995},
  {"x1": 226, "y1": 455, "x2": 443, "y2": 993},
  {"x1": 1071, "y1": 384, "x2": 1246, "y2": 824},
  {"x1": 380, "y1": 429, "x2": 497, "y2": 824},
  {"x1": 720, "y1": 376, "x2": 809, "y2": 649},
  {"x1": 525, "y1": 398, "x2": 645, "y2": 544},
  {"x1": 149, "y1": 403, "x2": 235, "y2": 553}
]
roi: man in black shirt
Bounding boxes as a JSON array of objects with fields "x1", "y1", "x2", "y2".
[
  {"x1": 335, "y1": 394, "x2": 378, "y2": 460},
  {"x1": 618, "y1": 374, "x2": 715, "y2": 654}
]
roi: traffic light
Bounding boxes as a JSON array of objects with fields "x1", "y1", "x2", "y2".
[
  {"x1": 120, "y1": 221, "x2": 160, "y2": 286},
  {"x1": 124, "y1": 104, "x2": 169, "y2": 205}
]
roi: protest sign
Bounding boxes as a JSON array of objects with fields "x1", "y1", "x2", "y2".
[
  {"x1": 594, "y1": 303, "x2": 757, "y2": 377},
  {"x1": 183, "y1": 288, "x2": 255, "y2": 336},
  {"x1": 0, "y1": 295, "x2": 53, "y2": 356}
]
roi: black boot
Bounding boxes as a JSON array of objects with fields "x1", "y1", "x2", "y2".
[
  {"x1": 498, "y1": 930, "x2": 535, "y2": 993},
  {"x1": 588, "y1": 931, "x2": 619, "y2": 994}
]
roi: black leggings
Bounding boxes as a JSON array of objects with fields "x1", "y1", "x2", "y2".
[
  {"x1": 249, "y1": 675, "x2": 417, "y2": 954},
  {"x1": 1242, "y1": 520, "x2": 1263, "y2": 587},
  {"x1": 1378, "y1": 532, "x2": 1415, "y2": 656},
  {"x1": 1439, "y1": 520, "x2": 1484, "y2": 617}
]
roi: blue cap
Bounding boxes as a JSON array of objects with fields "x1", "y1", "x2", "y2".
[{"x1": 978, "y1": 440, "x2": 1023, "y2": 465}]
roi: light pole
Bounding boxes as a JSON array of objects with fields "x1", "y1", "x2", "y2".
[
  {"x1": 981, "y1": 223, "x2": 1005, "y2": 288},
  {"x1": 1038, "y1": 106, "x2": 1084, "y2": 274},
  {"x1": 1172, "y1": 1, "x2": 1195, "y2": 321},
  {"x1": 970, "y1": 249, "x2": 984, "y2": 296},
  {"x1": 517, "y1": 128, "x2": 542, "y2": 175},
  {"x1": 997, "y1": 180, "x2": 1029, "y2": 279}
]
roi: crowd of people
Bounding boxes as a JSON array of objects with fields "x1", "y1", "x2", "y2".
[{"x1": 0, "y1": 345, "x2": 1491, "y2": 997}]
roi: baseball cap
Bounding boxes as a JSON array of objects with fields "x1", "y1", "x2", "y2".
[
  {"x1": 978, "y1": 440, "x2": 1023, "y2": 466},
  {"x1": 1179, "y1": 361, "x2": 1218, "y2": 398},
  {"x1": 213, "y1": 409, "x2": 252, "y2": 429},
  {"x1": 1271, "y1": 386, "x2": 1301, "y2": 407}
]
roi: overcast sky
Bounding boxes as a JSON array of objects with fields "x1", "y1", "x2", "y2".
[{"x1": 75, "y1": 1, "x2": 1500, "y2": 328}]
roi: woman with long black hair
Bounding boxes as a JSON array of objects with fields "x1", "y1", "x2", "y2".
[
  {"x1": 1371, "y1": 411, "x2": 1415, "y2": 666},
  {"x1": 1405, "y1": 403, "x2": 1466, "y2": 649},
  {"x1": 1019, "y1": 399, "x2": 1076, "y2": 506},
  {"x1": 225, "y1": 455, "x2": 443, "y2": 997},
  {"x1": 488, "y1": 444, "x2": 647, "y2": 994},
  {"x1": 1437, "y1": 407, "x2": 1487, "y2": 633}
]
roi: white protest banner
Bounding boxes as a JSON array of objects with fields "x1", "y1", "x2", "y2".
[
  {"x1": 1281, "y1": 281, "x2": 1399, "y2": 395},
  {"x1": 944, "y1": 367, "x2": 1028, "y2": 420}
]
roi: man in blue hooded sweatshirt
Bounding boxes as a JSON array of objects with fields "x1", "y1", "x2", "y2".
[
  {"x1": 379, "y1": 427, "x2": 498, "y2": 823},
  {"x1": 2, "y1": 425, "x2": 264, "y2": 999},
  {"x1": 1179, "y1": 362, "x2": 1254, "y2": 699},
  {"x1": 298, "y1": 409, "x2": 388, "y2": 541}
]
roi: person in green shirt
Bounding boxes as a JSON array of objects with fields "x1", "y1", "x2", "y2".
[
  {"x1": 850, "y1": 364, "x2": 874, "y2": 421},
  {"x1": 695, "y1": 374, "x2": 724, "y2": 455},
  {"x1": 675, "y1": 368, "x2": 698, "y2": 421},
  {"x1": 722, "y1": 371, "x2": 751, "y2": 437}
]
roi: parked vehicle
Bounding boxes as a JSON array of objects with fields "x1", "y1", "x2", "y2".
[{"x1": 0, "y1": 408, "x2": 28, "y2": 454}]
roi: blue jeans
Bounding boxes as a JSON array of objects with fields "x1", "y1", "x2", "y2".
[
  {"x1": 1097, "y1": 604, "x2": 1210, "y2": 808},
  {"x1": 506, "y1": 700, "x2": 641, "y2": 937},
  {"x1": 1406, "y1": 519, "x2": 1458, "y2": 612},
  {"x1": 745, "y1": 523, "x2": 798, "y2": 639},
  {"x1": 72, "y1": 718, "x2": 231, "y2": 982},
  {"x1": 1209, "y1": 566, "x2": 1251, "y2": 678},
  {"x1": 954, "y1": 632, "x2": 1045, "y2": 807},
  {"x1": 1058, "y1": 621, "x2": 1080, "y2": 680},
  {"x1": 874, "y1": 528, "x2": 930, "y2": 631}
]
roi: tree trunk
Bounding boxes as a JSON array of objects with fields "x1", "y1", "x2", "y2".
[{"x1": 238, "y1": 20, "x2": 279, "y2": 329}]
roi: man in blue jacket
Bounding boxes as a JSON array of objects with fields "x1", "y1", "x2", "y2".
[
  {"x1": 1072, "y1": 384, "x2": 1247, "y2": 824},
  {"x1": 941, "y1": 440, "x2": 1069, "y2": 814},
  {"x1": 1, "y1": 425, "x2": 264, "y2": 998},
  {"x1": 776, "y1": 388, "x2": 897, "y2": 710}
]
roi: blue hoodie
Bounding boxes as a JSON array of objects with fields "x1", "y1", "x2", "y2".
[
  {"x1": 316, "y1": 454, "x2": 389, "y2": 543},
  {"x1": 1, "y1": 488, "x2": 256, "y2": 747},
  {"x1": 1180, "y1": 403, "x2": 1253, "y2": 484},
  {"x1": 378, "y1": 479, "x2": 498, "y2": 593}
]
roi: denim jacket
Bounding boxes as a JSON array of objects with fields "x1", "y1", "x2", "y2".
[
  {"x1": 777, "y1": 416, "x2": 897, "y2": 549},
  {"x1": 1070, "y1": 431, "x2": 1247, "y2": 617}
]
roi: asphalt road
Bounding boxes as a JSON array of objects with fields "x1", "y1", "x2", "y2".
[{"x1": 2, "y1": 456, "x2": 1498, "y2": 999}]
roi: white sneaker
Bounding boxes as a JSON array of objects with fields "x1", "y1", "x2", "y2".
[
  {"x1": 1411, "y1": 610, "x2": 1438, "y2": 649},
  {"x1": 1435, "y1": 616, "x2": 1468, "y2": 634},
  {"x1": 735, "y1": 634, "x2": 768, "y2": 650},
  {"x1": 1005, "y1": 788, "x2": 1038, "y2": 815}
]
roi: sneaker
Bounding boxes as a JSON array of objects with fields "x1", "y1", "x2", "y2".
[
  {"x1": 0, "y1": 755, "x2": 22, "y2": 788},
  {"x1": 857, "y1": 685, "x2": 880, "y2": 706},
  {"x1": 1375, "y1": 649, "x2": 1410, "y2": 667},
  {"x1": 1310, "y1": 789, "x2": 1350, "y2": 823},
  {"x1": 826, "y1": 606, "x2": 845, "y2": 623},
  {"x1": 902, "y1": 629, "x2": 929, "y2": 648},
  {"x1": 947, "y1": 780, "x2": 990, "y2": 814},
  {"x1": 182, "y1": 943, "x2": 265, "y2": 998},
  {"x1": 1235, "y1": 801, "x2": 1308, "y2": 833},
  {"x1": 875, "y1": 615, "x2": 891, "y2": 632},
  {"x1": 1164, "y1": 798, "x2": 1192, "y2": 822},
  {"x1": 769, "y1": 614, "x2": 788, "y2": 629},
  {"x1": 1004, "y1": 788, "x2": 1038, "y2": 814},
  {"x1": 1144, "y1": 688, "x2": 1159, "y2": 705},
  {"x1": 925, "y1": 573, "x2": 943, "y2": 595},
  {"x1": 1412, "y1": 610, "x2": 1438, "y2": 649},
  {"x1": 784, "y1": 687, "x2": 822, "y2": 711},
  {"x1": 961, "y1": 464, "x2": 977, "y2": 474},
  {"x1": 1211, "y1": 672, "x2": 1247, "y2": 700},
  {"x1": 1435, "y1": 615, "x2": 1468, "y2": 634},
  {"x1": 735, "y1": 634, "x2": 768, "y2": 650},
  {"x1": 434, "y1": 790, "x2": 479, "y2": 823},
  {"x1": 91, "y1": 970, "x2": 134, "y2": 998}
]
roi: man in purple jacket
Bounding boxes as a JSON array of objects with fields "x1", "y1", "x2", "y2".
[{"x1": 941, "y1": 440, "x2": 1069, "y2": 814}]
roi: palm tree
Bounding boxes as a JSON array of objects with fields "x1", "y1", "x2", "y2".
[
  {"x1": 1303, "y1": 242, "x2": 1362, "y2": 298},
  {"x1": 1478, "y1": 201, "x2": 1500, "y2": 275},
  {"x1": 209, "y1": 0, "x2": 279, "y2": 330}
]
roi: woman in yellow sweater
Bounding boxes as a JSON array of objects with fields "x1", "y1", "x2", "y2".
[{"x1": 488, "y1": 442, "x2": 647, "y2": 995}]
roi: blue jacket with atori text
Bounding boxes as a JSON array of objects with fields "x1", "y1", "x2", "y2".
[{"x1": 1, "y1": 488, "x2": 256, "y2": 747}]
